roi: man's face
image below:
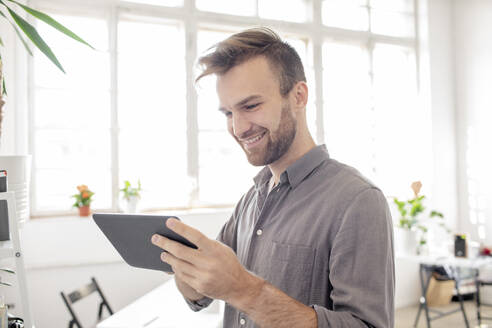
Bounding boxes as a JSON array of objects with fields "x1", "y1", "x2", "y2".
[{"x1": 216, "y1": 56, "x2": 297, "y2": 166}]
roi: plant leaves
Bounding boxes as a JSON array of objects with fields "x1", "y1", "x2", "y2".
[
  {"x1": 0, "y1": 268, "x2": 15, "y2": 274},
  {"x1": 5, "y1": 5, "x2": 65, "y2": 72},
  {"x1": 7, "y1": 0, "x2": 94, "y2": 49},
  {"x1": 0, "y1": 8, "x2": 33, "y2": 55},
  {"x1": 0, "y1": 36, "x2": 3, "y2": 46}
]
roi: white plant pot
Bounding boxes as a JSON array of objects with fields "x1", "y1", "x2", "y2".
[
  {"x1": 395, "y1": 228, "x2": 418, "y2": 255},
  {"x1": 126, "y1": 196, "x2": 139, "y2": 213},
  {"x1": 0, "y1": 155, "x2": 32, "y2": 224}
]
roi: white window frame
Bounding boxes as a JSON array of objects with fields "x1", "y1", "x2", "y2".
[{"x1": 27, "y1": 0, "x2": 420, "y2": 217}]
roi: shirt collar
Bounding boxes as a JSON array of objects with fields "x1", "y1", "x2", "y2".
[{"x1": 253, "y1": 144, "x2": 330, "y2": 190}]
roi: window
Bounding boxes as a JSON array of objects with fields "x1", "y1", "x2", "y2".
[
  {"x1": 33, "y1": 14, "x2": 111, "y2": 212},
  {"x1": 29, "y1": 0, "x2": 423, "y2": 216}
]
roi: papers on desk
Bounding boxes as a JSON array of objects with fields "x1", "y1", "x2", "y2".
[{"x1": 97, "y1": 278, "x2": 222, "y2": 328}]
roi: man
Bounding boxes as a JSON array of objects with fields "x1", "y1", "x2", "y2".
[{"x1": 151, "y1": 27, "x2": 394, "y2": 327}]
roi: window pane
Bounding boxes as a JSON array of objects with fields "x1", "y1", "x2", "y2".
[
  {"x1": 33, "y1": 14, "x2": 110, "y2": 213},
  {"x1": 322, "y1": 0, "x2": 369, "y2": 31},
  {"x1": 35, "y1": 168, "x2": 112, "y2": 212},
  {"x1": 34, "y1": 16, "x2": 108, "y2": 89},
  {"x1": 258, "y1": 0, "x2": 308, "y2": 22},
  {"x1": 370, "y1": 0, "x2": 414, "y2": 13},
  {"x1": 371, "y1": 10, "x2": 415, "y2": 37},
  {"x1": 34, "y1": 90, "x2": 110, "y2": 129},
  {"x1": 197, "y1": 30, "x2": 258, "y2": 205},
  {"x1": 322, "y1": 42, "x2": 374, "y2": 179},
  {"x1": 283, "y1": 36, "x2": 317, "y2": 141},
  {"x1": 123, "y1": 0, "x2": 183, "y2": 7},
  {"x1": 372, "y1": 44, "x2": 428, "y2": 197},
  {"x1": 199, "y1": 131, "x2": 258, "y2": 205},
  {"x1": 196, "y1": 0, "x2": 255, "y2": 16},
  {"x1": 118, "y1": 19, "x2": 188, "y2": 210}
]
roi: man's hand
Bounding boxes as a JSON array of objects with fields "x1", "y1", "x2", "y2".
[{"x1": 150, "y1": 218, "x2": 258, "y2": 306}]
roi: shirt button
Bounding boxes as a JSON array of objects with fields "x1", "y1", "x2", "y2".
[
  {"x1": 240, "y1": 318, "x2": 246, "y2": 325},
  {"x1": 256, "y1": 229, "x2": 263, "y2": 236}
]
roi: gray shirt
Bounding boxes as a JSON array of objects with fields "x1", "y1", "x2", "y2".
[{"x1": 188, "y1": 144, "x2": 395, "y2": 327}]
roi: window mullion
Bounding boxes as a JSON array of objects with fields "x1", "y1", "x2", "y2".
[
  {"x1": 185, "y1": 0, "x2": 199, "y2": 207},
  {"x1": 109, "y1": 6, "x2": 120, "y2": 211},
  {"x1": 313, "y1": 0, "x2": 324, "y2": 144}
]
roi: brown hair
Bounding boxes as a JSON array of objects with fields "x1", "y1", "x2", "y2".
[{"x1": 196, "y1": 27, "x2": 306, "y2": 96}]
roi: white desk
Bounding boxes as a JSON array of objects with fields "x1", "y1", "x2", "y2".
[{"x1": 97, "y1": 278, "x2": 222, "y2": 328}]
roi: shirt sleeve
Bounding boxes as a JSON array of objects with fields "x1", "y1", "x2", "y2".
[{"x1": 312, "y1": 187, "x2": 395, "y2": 328}]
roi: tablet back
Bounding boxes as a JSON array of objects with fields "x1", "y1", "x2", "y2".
[{"x1": 92, "y1": 213, "x2": 197, "y2": 272}]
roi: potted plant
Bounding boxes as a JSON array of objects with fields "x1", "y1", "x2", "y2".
[
  {"x1": 393, "y1": 181, "x2": 448, "y2": 255},
  {"x1": 71, "y1": 184, "x2": 94, "y2": 217},
  {"x1": 0, "y1": 267, "x2": 14, "y2": 287},
  {"x1": 120, "y1": 180, "x2": 141, "y2": 213}
]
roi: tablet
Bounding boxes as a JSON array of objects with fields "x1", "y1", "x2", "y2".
[{"x1": 93, "y1": 213, "x2": 197, "y2": 273}]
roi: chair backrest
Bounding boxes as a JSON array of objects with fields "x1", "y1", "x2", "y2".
[{"x1": 60, "y1": 277, "x2": 114, "y2": 328}]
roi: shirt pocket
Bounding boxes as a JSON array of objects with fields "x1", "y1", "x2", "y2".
[{"x1": 255, "y1": 241, "x2": 316, "y2": 305}]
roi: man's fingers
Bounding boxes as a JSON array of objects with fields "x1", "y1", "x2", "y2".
[
  {"x1": 166, "y1": 218, "x2": 208, "y2": 248},
  {"x1": 161, "y1": 251, "x2": 199, "y2": 278},
  {"x1": 151, "y1": 235, "x2": 198, "y2": 263}
]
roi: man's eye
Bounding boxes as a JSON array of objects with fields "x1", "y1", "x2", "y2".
[
  {"x1": 245, "y1": 103, "x2": 260, "y2": 110},
  {"x1": 224, "y1": 111, "x2": 232, "y2": 117}
]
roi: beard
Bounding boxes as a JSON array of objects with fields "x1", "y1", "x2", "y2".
[{"x1": 237, "y1": 102, "x2": 297, "y2": 166}]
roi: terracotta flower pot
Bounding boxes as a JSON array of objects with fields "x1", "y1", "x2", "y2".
[{"x1": 78, "y1": 205, "x2": 91, "y2": 217}]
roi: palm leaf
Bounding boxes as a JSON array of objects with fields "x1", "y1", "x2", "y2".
[
  {"x1": 0, "y1": 268, "x2": 15, "y2": 274},
  {"x1": 3, "y1": 4, "x2": 65, "y2": 72},
  {"x1": 7, "y1": 0, "x2": 94, "y2": 49},
  {"x1": 0, "y1": 8, "x2": 33, "y2": 55}
]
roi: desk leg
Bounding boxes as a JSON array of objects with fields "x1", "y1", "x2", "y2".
[
  {"x1": 476, "y1": 271, "x2": 481, "y2": 326},
  {"x1": 413, "y1": 299, "x2": 423, "y2": 327},
  {"x1": 414, "y1": 264, "x2": 433, "y2": 328},
  {"x1": 454, "y1": 269, "x2": 470, "y2": 328}
]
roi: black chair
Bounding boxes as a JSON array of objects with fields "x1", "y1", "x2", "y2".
[
  {"x1": 60, "y1": 277, "x2": 114, "y2": 328},
  {"x1": 476, "y1": 275, "x2": 492, "y2": 326}
]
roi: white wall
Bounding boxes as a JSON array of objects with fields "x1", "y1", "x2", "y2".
[
  {"x1": 453, "y1": 0, "x2": 492, "y2": 242},
  {"x1": 425, "y1": 0, "x2": 459, "y2": 231}
]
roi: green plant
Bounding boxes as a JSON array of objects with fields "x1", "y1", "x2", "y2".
[
  {"x1": 120, "y1": 180, "x2": 141, "y2": 201},
  {"x1": 394, "y1": 181, "x2": 448, "y2": 249},
  {"x1": 72, "y1": 184, "x2": 94, "y2": 208},
  {"x1": 0, "y1": 0, "x2": 93, "y2": 139},
  {"x1": 0, "y1": 268, "x2": 14, "y2": 287}
]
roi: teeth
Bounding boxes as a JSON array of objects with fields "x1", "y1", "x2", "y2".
[{"x1": 244, "y1": 132, "x2": 264, "y2": 144}]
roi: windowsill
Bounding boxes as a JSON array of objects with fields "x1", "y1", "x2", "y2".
[{"x1": 29, "y1": 206, "x2": 236, "y2": 220}]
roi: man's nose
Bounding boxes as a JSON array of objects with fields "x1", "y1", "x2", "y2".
[{"x1": 232, "y1": 112, "x2": 251, "y2": 138}]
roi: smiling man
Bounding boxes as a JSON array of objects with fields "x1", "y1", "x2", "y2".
[{"x1": 151, "y1": 28, "x2": 394, "y2": 328}]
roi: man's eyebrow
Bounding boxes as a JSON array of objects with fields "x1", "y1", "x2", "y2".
[
  {"x1": 234, "y1": 95, "x2": 263, "y2": 108},
  {"x1": 218, "y1": 95, "x2": 263, "y2": 114}
]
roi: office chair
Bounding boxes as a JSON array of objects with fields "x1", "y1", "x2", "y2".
[{"x1": 60, "y1": 277, "x2": 114, "y2": 328}]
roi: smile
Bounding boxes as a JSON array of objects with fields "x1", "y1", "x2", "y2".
[{"x1": 242, "y1": 131, "x2": 267, "y2": 149}]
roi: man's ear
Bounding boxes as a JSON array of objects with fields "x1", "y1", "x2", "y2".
[{"x1": 291, "y1": 81, "x2": 308, "y2": 112}]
